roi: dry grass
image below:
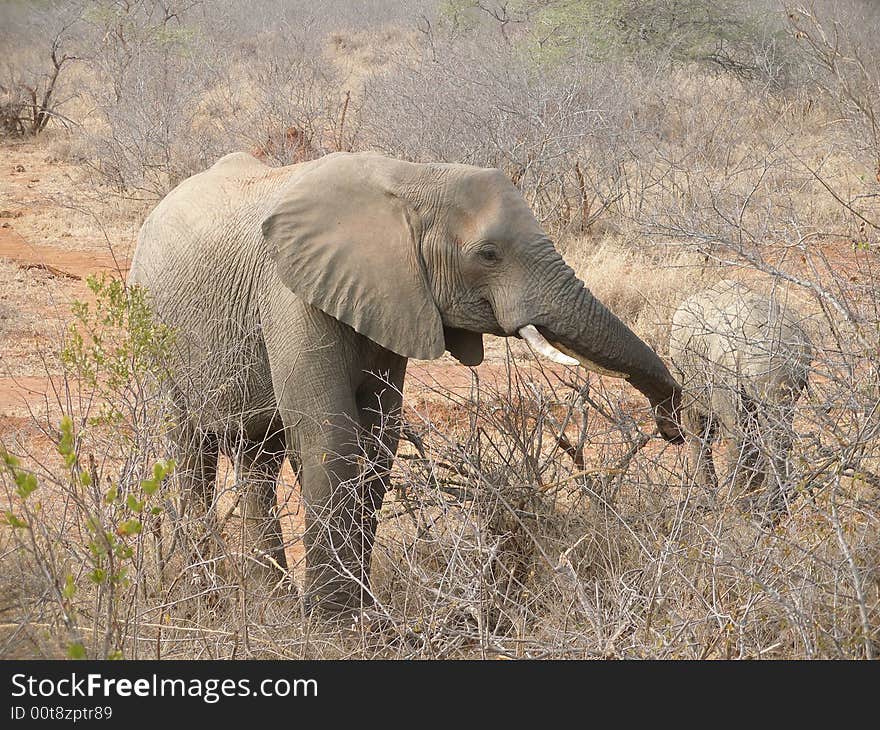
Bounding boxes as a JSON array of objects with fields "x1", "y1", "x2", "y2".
[{"x1": 0, "y1": 0, "x2": 878, "y2": 659}]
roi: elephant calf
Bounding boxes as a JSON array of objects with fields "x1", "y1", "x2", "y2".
[{"x1": 669, "y1": 280, "x2": 813, "y2": 516}]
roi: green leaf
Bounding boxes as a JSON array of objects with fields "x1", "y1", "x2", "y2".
[
  {"x1": 88, "y1": 568, "x2": 107, "y2": 584},
  {"x1": 111, "y1": 567, "x2": 128, "y2": 584},
  {"x1": 0, "y1": 448, "x2": 20, "y2": 468},
  {"x1": 143, "y1": 458, "x2": 175, "y2": 495},
  {"x1": 4, "y1": 511, "x2": 28, "y2": 529},
  {"x1": 154, "y1": 458, "x2": 175, "y2": 480},
  {"x1": 126, "y1": 494, "x2": 144, "y2": 513},
  {"x1": 67, "y1": 642, "x2": 87, "y2": 660},
  {"x1": 14, "y1": 471, "x2": 38, "y2": 500},
  {"x1": 58, "y1": 416, "x2": 77, "y2": 469},
  {"x1": 117, "y1": 519, "x2": 142, "y2": 536},
  {"x1": 104, "y1": 485, "x2": 118, "y2": 504},
  {"x1": 62, "y1": 573, "x2": 76, "y2": 599}
]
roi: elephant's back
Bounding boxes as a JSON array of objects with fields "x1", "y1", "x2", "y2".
[
  {"x1": 126, "y1": 153, "x2": 307, "y2": 430},
  {"x1": 670, "y1": 280, "x2": 812, "y2": 411},
  {"x1": 130, "y1": 153, "x2": 287, "y2": 284}
]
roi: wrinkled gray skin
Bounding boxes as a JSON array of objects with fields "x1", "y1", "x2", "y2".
[
  {"x1": 669, "y1": 280, "x2": 813, "y2": 515},
  {"x1": 129, "y1": 151, "x2": 683, "y2": 614}
]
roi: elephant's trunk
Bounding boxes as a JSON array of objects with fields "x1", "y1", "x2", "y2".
[{"x1": 523, "y1": 256, "x2": 684, "y2": 443}]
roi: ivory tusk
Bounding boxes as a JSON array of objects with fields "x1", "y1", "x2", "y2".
[
  {"x1": 518, "y1": 325, "x2": 579, "y2": 367},
  {"x1": 546, "y1": 339, "x2": 629, "y2": 379}
]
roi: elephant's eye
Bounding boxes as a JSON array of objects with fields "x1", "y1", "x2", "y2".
[{"x1": 476, "y1": 244, "x2": 501, "y2": 264}]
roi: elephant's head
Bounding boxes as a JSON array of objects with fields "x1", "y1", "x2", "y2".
[{"x1": 262, "y1": 152, "x2": 683, "y2": 442}]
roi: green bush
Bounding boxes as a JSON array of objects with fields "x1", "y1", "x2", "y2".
[
  {"x1": 442, "y1": 0, "x2": 796, "y2": 81},
  {"x1": 1, "y1": 276, "x2": 177, "y2": 659}
]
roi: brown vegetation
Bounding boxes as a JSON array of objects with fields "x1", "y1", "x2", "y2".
[{"x1": 0, "y1": 0, "x2": 877, "y2": 659}]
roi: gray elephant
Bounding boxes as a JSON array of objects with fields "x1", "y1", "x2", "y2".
[
  {"x1": 129, "y1": 151, "x2": 683, "y2": 615},
  {"x1": 669, "y1": 280, "x2": 813, "y2": 515}
]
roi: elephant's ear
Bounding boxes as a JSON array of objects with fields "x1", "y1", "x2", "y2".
[{"x1": 261, "y1": 154, "x2": 445, "y2": 361}]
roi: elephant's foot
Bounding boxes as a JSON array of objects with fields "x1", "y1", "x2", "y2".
[
  {"x1": 759, "y1": 487, "x2": 790, "y2": 524},
  {"x1": 187, "y1": 523, "x2": 290, "y2": 596},
  {"x1": 333, "y1": 609, "x2": 436, "y2": 654},
  {"x1": 305, "y1": 594, "x2": 372, "y2": 621},
  {"x1": 239, "y1": 545, "x2": 292, "y2": 593},
  {"x1": 303, "y1": 602, "x2": 407, "y2": 654},
  {"x1": 155, "y1": 535, "x2": 230, "y2": 623},
  {"x1": 735, "y1": 491, "x2": 788, "y2": 528},
  {"x1": 179, "y1": 523, "x2": 225, "y2": 590},
  {"x1": 697, "y1": 495, "x2": 717, "y2": 513},
  {"x1": 689, "y1": 474, "x2": 720, "y2": 511},
  {"x1": 302, "y1": 574, "x2": 376, "y2": 621},
  {"x1": 735, "y1": 493, "x2": 759, "y2": 518}
]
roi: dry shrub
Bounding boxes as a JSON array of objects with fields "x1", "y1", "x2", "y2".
[
  {"x1": 358, "y1": 29, "x2": 643, "y2": 235},
  {"x1": 0, "y1": 1, "x2": 81, "y2": 138},
  {"x1": 2, "y1": 0, "x2": 879, "y2": 660},
  {"x1": 366, "y1": 346, "x2": 879, "y2": 658},
  {"x1": 1, "y1": 276, "x2": 878, "y2": 658},
  {"x1": 212, "y1": 23, "x2": 358, "y2": 165}
]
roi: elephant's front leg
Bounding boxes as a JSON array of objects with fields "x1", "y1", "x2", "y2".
[
  {"x1": 352, "y1": 368, "x2": 406, "y2": 596},
  {"x1": 294, "y1": 365, "x2": 406, "y2": 617},
  {"x1": 262, "y1": 295, "x2": 406, "y2": 615},
  {"x1": 685, "y1": 409, "x2": 719, "y2": 505},
  {"x1": 297, "y1": 413, "x2": 381, "y2": 616}
]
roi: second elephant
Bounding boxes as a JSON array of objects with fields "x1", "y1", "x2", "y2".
[{"x1": 669, "y1": 280, "x2": 813, "y2": 515}]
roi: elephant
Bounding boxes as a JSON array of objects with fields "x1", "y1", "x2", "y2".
[
  {"x1": 128, "y1": 150, "x2": 684, "y2": 615},
  {"x1": 668, "y1": 280, "x2": 813, "y2": 516}
]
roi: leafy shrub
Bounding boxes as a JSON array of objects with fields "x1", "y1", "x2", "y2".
[{"x1": 1, "y1": 277, "x2": 176, "y2": 659}]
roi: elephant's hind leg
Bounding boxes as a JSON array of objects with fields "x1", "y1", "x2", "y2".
[
  {"x1": 234, "y1": 433, "x2": 289, "y2": 587},
  {"x1": 171, "y1": 422, "x2": 220, "y2": 577},
  {"x1": 758, "y1": 406, "x2": 796, "y2": 521}
]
